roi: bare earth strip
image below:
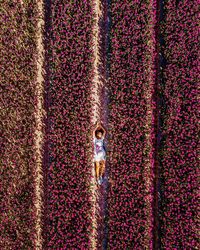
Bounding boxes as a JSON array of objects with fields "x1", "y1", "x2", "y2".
[
  {"x1": 90, "y1": 0, "x2": 103, "y2": 249},
  {"x1": 96, "y1": 1, "x2": 109, "y2": 248},
  {"x1": 34, "y1": 1, "x2": 45, "y2": 249},
  {"x1": 143, "y1": 0, "x2": 158, "y2": 248}
]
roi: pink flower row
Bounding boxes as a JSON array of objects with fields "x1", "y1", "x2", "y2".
[
  {"x1": 44, "y1": 1, "x2": 96, "y2": 249},
  {"x1": 106, "y1": 1, "x2": 158, "y2": 249},
  {"x1": 158, "y1": 1, "x2": 199, "y2": 249}
]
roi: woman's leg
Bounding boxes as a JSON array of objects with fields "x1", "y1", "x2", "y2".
[
  {"x1": 95, "y1": 161, "x2": 100, "y2": 181},
  {"x1": 99, "y1": 160, "x2": 105, "y2": 178}
]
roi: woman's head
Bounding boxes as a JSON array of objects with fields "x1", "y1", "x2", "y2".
[{"x1": 95, "y1": 128, "x2": 104, "y2": 139}]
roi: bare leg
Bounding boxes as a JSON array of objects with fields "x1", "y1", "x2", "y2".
[
  {"x1": 99, "y1": 160, "x2": 105, "y2": 178},
  {"x1": 95, "y1": 161, "x2": 100, "y2": 181}
]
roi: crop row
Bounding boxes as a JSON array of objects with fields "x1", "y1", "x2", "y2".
[
  {"x1": 106, "y1": 1, "x2": 158, "y2": 248},
  {"x1": 0, "y1": 1, "x2": 39, "y2": 249},
  {"x1": 43, "y1": 1, "x2": 95, "y2": 248},
  {"x1": 1, "y1": 0, "x2": 198, "y2": 249},
  {"x1": 158, "y1": 1, "x2": 199, "y2": 249}
]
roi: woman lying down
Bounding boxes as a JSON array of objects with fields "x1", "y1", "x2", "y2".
[{"x1": 93, "y1": 122, "x2": 107, "y2": 185}]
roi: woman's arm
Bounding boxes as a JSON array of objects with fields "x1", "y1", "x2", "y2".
[
  {"x1": 93, "y1": 122, "x2": 100, "y2": 138},
  {"x1": 93, "y1": 121, "x2": 107, "y2": 137},
  {"x1": 93, "y1": 128, "x2": 96, "y2": 138},
  {"x1": 102, "y1": 126, "x2": 106, "y2": 137},
  {"x1": 99, "y1": 123, "x2": 106, "y2": 137}
]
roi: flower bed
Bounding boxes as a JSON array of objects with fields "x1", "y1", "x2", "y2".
[
  {"x1": 44, "y1": 1, "x2": 95, "y2": 248},
  {"x1": 0, "y1": 1, "x2": 38, "y2": 249},
  {"x1": 158, "y1": 1, "x2": 199, "y2": 248},
  {"x1": 106, "y1": 1, "x2": 158, "y2": 248}
]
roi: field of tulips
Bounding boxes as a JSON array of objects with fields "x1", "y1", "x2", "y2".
[
  {"x1": 42, "y1": 0, "x2": 96, "y2": 249},
  {"x1": 0, "y1": 0, "x2": 199, "y2": 249},
  {"x1": 0, "y1": 1, "x2": 39, "y2": 249},
  {"x1": 158, "y1": 1, "x2": 199, "y2": 249},
  {"x1": 106, "y1": 0, "x2": 158, "y2": 248}
]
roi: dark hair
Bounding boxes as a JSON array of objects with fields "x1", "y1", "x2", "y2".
[{"x1": 95, "y1": 128, "x2": 104, "y2": 137}]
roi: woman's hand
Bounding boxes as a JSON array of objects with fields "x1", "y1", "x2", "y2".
[
  {"x1": 93, "y1": 121, "x2": 107, "y2": 136},
  {"x1": 96, "y1": 121, "x2": 102, "y2": 128},
  {"x1": 98, "y1": 122, "x2": 107, "y2": 137},
  {"x1": 94, "y1": 121, "x2": 101, "y2": 131},
  {"x1": 93, "y1": 121, "x2": 100, "y2": 137}
]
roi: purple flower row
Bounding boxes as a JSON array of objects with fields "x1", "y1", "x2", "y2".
[
  {"x1": 44, "y1": 1, "x2": 95, "y2": 248},
  {"x1": 158, "y1": 1, "x2": 199, "y2": 249},
  {"x1": 106, "y1": 1, "x2": 158, "y2": 248}
]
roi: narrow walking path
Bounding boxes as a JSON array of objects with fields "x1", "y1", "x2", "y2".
[
  {"x1": 90, "y1": 0, "x2": 103, "y2": 248},
  {"x1": 142, "y1": 0, "x2": 157, "y2": 248},
  {"x1": 143, "y1": 1, "x2": 161, "y2": 248},
  {"x1": 90, "y1": 0, "x2": 109, "y2": 249},
  {"x1": 96, "y1": 0, "x2": 110, "y2": 248},
  {"x1": 34, "y1": 1, "x2": 45, "y2": 249}
]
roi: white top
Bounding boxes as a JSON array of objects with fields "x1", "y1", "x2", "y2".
[{"x1": 93, "y1": 137, "x2": 105, "y2": 155}]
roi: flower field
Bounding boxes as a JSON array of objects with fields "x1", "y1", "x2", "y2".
[
  {"x1": 43, "y1": 0, "x2": 95, "y2": 248},
  {"x1": 0, "y1": 1, "x2": 40, "y2": 248},
  {"x1": 106, "y1": 0, "x2": 158, "y2": 248},
  {"x1": 0, "y1": 0, "x2": 199, "y2": 249},
  {"x1": 158, "y1": 1, "x2": 199, "y2": 249}
]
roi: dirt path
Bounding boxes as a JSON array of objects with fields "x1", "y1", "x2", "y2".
[
  {"x1": 34, "y1": 1, "x2": 45, "y2": 249},
  {"x1": 96, "y1": 1, "x2": 110, "y2": 249},
  {"x1": 143, "y1": 3, "x2": 155, "y2": 248},
  {"x1": 143, "y1": 1, "x2": 160, "y2": 248},
  {"x1": 90, "y1": 0, "x2": 103, "y2": 249},
  {"x1": 90, "y1": 0, "x2": 110, "y2": 249}
]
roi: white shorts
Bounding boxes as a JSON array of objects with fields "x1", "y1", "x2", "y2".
[{"x1": 94, "y1": 151, "x2": 106, "y2": 161}]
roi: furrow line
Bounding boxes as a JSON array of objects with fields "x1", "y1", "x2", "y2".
[
  {"x1": 90, "y1": 0, "x2": 103, "y2": 249},
  {"x1": 34, "y1": 1, "x2": 45, "y2": 249}
]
